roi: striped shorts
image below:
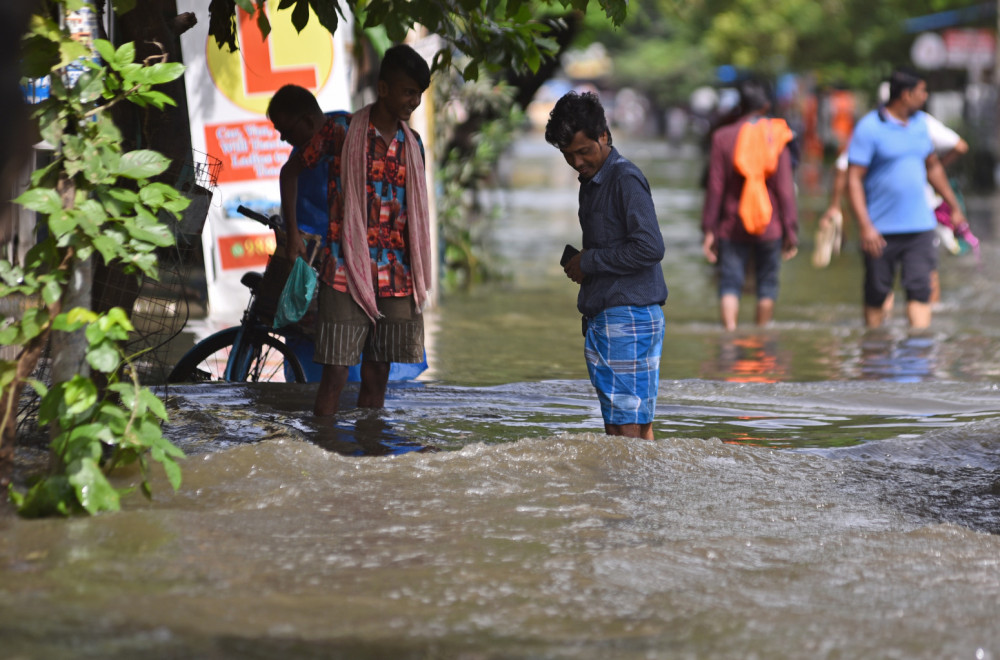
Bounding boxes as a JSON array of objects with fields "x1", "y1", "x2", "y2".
[
  {"x1": 314, "y1": 286, "x2": 424, "y2": 366},
  {"x1": 584, "y1": 304, "x2": 665, "y2": 426}
]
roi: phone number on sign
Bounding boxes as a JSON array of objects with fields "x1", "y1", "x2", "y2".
[{"x1": 218, "y1": 233, "x2": 277, "y2": 270}]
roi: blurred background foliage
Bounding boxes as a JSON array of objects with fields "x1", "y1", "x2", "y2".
[{"x1": 431, "y1": 0, "x2": 995, "y2": 284}]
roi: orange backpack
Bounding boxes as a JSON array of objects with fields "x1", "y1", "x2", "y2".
[{"x1": 733, "y1": 118, "x2": 793, "y2": 234}]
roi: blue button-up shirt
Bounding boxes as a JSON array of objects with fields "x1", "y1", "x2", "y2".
[{"x1": 577, "y1": 147, "x2": 668, "y2": 317}]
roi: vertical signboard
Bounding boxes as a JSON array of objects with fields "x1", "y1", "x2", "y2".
[{"x1": 176, "y1": 1, "x2": 354, "y2": 319}]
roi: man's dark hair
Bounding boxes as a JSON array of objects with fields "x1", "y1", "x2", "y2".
[
  {"x1": 267, "y1": 84, "x2": 322, "y2": 119},
  {"x1": 544, "y1": 91, "x2": 612, "y2": 150},
  {"x1": 379, "y1": 44, "x2": 431, "y2": 91},
  {"x1": 888, "y1": 67, "x2": 924, "y2": 101},
  {"x1": 738, "y1": 78, "x2": 773, "y2": 115}
]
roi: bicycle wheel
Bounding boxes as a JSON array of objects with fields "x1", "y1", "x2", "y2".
[{"x1": 168, "y1": 327, "x2": 307, "y2": 383}]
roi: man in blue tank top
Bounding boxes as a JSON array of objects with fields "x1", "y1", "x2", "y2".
[{"x1": 847, "y1": 68, "x2": 967, "y2": 329}]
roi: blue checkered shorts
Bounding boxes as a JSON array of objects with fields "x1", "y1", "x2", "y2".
[{"x1": 583, "y1": 305, "x2": 665, "y2": 426}]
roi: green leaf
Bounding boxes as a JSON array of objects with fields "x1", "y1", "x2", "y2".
[
  {"x1": 113, "y1": 42, "x2": 136, "y2": 70},
  {"x1": 139, "y1": 388, "x2": 169, "y2": 421},
  {"x1": 0, "y1": 360, "x2": 16, "y2": 390},
  {"x1": 94, "y1": 38, "x2": 116, "y2": 64},
  {"x1": 127, "y1": 208, "x2": 175, "y2": 245},
  {"x1": 109, "y1": 381, "x2": 136, "y2": 409},
  {"x1": 27, "y1": 14, "x2": 61, "y2": 40},
  {"x1": 123, "y1": 221, "x2": 173, "y2": 249},
  {"x1": 37, "y1": 113, "x2": 65, "y2": 149},
  {"x1": 41, "y1": 279, "x2": 62, "y2": 305},
  {"x1": 0, "y1": 324, "x2": 18, "y2": 345},
  {"x1": 138, "y1": 186, "x2": 166, "y2": 208},
  {"x1": 65, "y1": 424, "x2": 107, "y2": 460},
  {"x1": 68, "y1": 458, "x2": 121, "y2": 514},
  {"x1": 76, "y1": 199, "x2": 107, "y2": 235},
  {"x1": 11, "y1": 477, "x2": 77, "y2": 518},
  {"x1": 76, "y1": 70, "x2": 105, "y2": 103},
  {"x1": 144, "y1": 62, "x2": 186, "y2": 85},
  {"x1": 130, "y1": 90, "x2": 176, "y2": 110},
  {"x1": 116, "y1": 150, "x2": 170, "y2": 179},
  {"x1": 308, "y1": 0, "x2": 341, "y2": 33},
  {"x1": 161, "y1": 455, "x2": 183, "y2": 491},
  {"x1": 97, "y1": 151, "x2": 121, "y2": 185},
  {"x1": 86, "y1": 341, "x2": 120, "y2": 373},
  {"x1": 463, "y1": 60, "x2": 479, "y2": 82},
  {"x1": 92, "y1": 234, "x2": 123, "y2": 264},
  {"x1": 53, "y1": 307, "x2": 98, "y2": 332},
  {"x1": 107, "y1": 188, "x2": 140, "y2": 204},
  {"x1": 136, "y1": 416, "x2": 163, "y2": 444},
  {"x1": 63, "y1": 376, "x2": 99, "y2": 417},
  {"x1": 63, "y1": 134, "x2": 84, "y2": 161},
  {"x1": 59, "y1": 40, "x2": 92, "y2": 70},
  {"x1": 26, "y1": 378, "x2": 49, "y2": 399},
  {"x1": 524, "y1": 46, "x2": 541, "y2": 73},
  {"x1": 28, "y1": 153, "x2": 61, "y2": 188},
  {"x1": 85, "y1": 316, "x2": 128, "y2": 345},
  {"x1": 20, "y1": 35, "x2": 60, "y2": 78},
  {"x1": 162, "y1": 195, "x2": 191, "y2": 215},
  {"x1": 96, "y1": 114, "x2": 123, "y2": 142},
  {"x1": 15, "y1": 188, "x2": 63, "y2": 215},
  {"x1": 125, "y1": 251, "x2": 159, "y2": 278},
  {"x1": 19, "y1": 308, "x2": 50, "y2": 342},
  {"x1": 47, "y1": 210, "x2": 77, "y2": 239},
  {"x1": 150, "y1": 437, "x2": 185, "y2": 490},
  {"x1": 37, "y1": 387, "x2": 62, "y2": 426},
  {"x1": 103, "y1": 307, "x2": 135, "y2": 333}
]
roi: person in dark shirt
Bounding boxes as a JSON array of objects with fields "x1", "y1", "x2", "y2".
[
  {"x1": 269, "y1": 45, "x2": 432, "y2": 416},
  {"x1": 701, "y1": 78, "x2": 798, "y2": 331},
  {"x1": 545, "y1": 92, "x2": 668, "y2": 440}
]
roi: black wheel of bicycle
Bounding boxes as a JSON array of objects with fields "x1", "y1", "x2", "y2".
[{"x1": 167, "y1": 327, "x2": 307, "y2": 383}]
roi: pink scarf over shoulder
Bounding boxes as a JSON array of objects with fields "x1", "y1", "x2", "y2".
[{"x1": 341, "y1": 103, "x2": 432, "y2": 321}]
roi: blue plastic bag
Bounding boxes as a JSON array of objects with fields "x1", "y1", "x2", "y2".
[{"x1": 273, "y1": 256, "x2": 317, "y2": 329}]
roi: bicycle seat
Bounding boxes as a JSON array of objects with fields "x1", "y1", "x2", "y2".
[{"x1": 240, "y1": 271, "x2": 264, "y2": 293}]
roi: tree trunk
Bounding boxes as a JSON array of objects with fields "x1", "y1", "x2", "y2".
[{"x1": 0, "y1": 325, "x2": 55, "y2": 488}]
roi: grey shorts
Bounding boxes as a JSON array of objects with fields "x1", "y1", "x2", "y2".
[{"x1": 314, "y1": 286, "x2": 424, "y2": 365}]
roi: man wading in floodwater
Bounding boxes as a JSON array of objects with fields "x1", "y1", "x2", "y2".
[
  {"x1": 269, "y1": 45, "x2": 432, "y2": 416},
  {"x1": 545, "y1": 92, "x2": 668, "y2": 440}
]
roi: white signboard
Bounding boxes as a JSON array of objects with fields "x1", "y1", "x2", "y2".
[{"x1": 176, "y1": 1, "x2": 354, "y2": 319}]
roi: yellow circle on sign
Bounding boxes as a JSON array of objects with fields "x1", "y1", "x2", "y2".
[{"x1": 206, "y1": 5, "x2": 334, "y2": 114}]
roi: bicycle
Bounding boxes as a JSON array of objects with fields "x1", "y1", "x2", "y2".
[{"x1": 167, "y1": 205, "x2": 320, "y2": 384}]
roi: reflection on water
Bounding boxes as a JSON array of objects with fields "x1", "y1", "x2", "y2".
[
  {"x1": 311, "y1": 411, "x2": 437, "y2": 456},
  {"x1": 694, "y1": 327, "x2": 954, "y2": 384},
  {"x1": 700, "y1": 333, "x2": 788, "y2": 382},
  {"x1": 4, "y1": 133, "x2": 1000, "y2": 659},
  {"x1": 855, "y1": 331, "x2": 939, "y2": 382}
]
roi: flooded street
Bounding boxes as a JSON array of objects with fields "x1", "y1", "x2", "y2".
[{"x1": 3, "y1": 132, "x2": 1000, "y2": 659}]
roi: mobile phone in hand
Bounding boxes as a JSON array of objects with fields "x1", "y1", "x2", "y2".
[{"x1": 560, "y1": 244, "x2": 580, "y2": 267}]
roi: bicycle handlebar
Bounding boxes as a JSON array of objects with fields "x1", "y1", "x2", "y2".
[{"x1": 236, "y1": 205, "x2": 282, "y2": 232}]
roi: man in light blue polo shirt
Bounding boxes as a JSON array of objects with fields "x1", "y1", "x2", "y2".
[{"x1": 847, "y1": 68, "x2": 967, "y2": 329}]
